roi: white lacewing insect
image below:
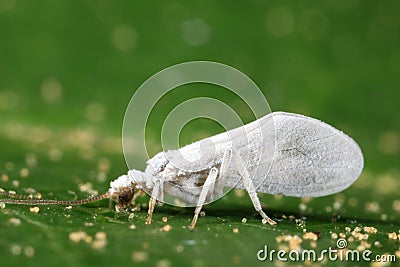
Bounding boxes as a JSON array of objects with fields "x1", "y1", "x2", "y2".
[{"x1": 0, "y1": 112, "x2": 363, "y2": 228}]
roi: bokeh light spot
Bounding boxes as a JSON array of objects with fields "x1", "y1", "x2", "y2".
[
  {"x1": 112, "y1": 24, "x2": 137, "y2": 52},
  {"x1": 265, "y1": 7, "x2": 294, "y2": 38},
  {"x1": 41, "y1": 78, "x2": 62, "y2": 104},
  {"x1": 181, "y1": 18, "x2": 211, "y2": 46}
]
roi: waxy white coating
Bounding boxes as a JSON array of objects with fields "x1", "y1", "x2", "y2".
[{"x1": 109, "y1": 112, "x2": 364, "y2": 206}]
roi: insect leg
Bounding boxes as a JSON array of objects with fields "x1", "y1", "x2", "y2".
[
  {"x1": 189, "y1": 167, "x2": 219, "y2": 229},
  {"x1": 213, "y1": 148, "x2": 233, "y2": 198},
  {"x1": 230, "y1": 148, "x2": 276, "y2": 225},
  {"x1": 146, "y1": 178, "x2": 161, "y2": 225},
  {"x1": 157, "y1": 179, "x2": 164, "y2": 206}
]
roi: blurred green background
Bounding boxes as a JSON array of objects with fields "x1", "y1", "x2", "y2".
[{"x1": 1, "y1": 1, "x2": 399, "y2": 266}]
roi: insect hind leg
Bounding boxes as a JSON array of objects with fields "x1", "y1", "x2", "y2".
[{"x1": 230, "y1": 148, "x2": 276, "y2": 225}]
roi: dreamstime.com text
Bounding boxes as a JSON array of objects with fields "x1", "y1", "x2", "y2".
[{"x1": 257, "y1": 239, "x2": 396, "y2": 263}]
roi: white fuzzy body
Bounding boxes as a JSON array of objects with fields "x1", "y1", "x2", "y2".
[{"x1": 110, "y1": 112, "x2": 363, "y2": 207}]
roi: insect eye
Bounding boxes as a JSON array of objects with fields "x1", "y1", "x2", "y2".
[
  {"x1": 118, "y1": 192, "x2": 128, "y2": 202},
  {"x1": 117, "y1": 188, "x2": 134, "y2": 206}
]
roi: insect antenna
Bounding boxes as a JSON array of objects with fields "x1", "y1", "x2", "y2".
[
  {"x1": 0, "y1": 192, "x2": 111, "y2": 206},
  {"x1": 0, "y1": 189, "x2": 42, "y2": 199}
]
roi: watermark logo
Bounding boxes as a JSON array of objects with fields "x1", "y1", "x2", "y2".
[
  {"x1": 336, "y1": 238, "x2": 347, "y2": 249},
  {"x1": 122, "y1": 61, "x2": 273, "y2": 207},
  {"x1": 257, "y1": 238, "x2": 396, "y2": 263}
]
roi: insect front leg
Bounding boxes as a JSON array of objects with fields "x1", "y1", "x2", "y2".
[
  {"x1": 189, "y1": 167, "x2": 219, "y2": 229},
  {"x1": 145, "y1": 177, "x2": 164, "y2": 225},
  {"x1": 230, "y1": 148, "x2": 277, "y2": 225}
]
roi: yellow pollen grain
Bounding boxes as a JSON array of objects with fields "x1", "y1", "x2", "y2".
[{"x1": 29, "y1": 207, "x2": 40, "y2": 213}]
